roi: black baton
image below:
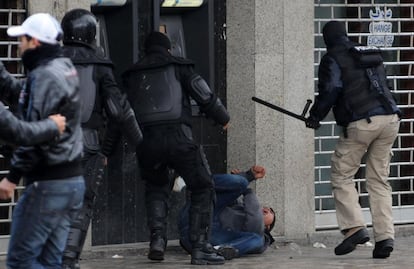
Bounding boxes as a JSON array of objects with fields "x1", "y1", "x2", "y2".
[{"x1": 252, "y1": 96, "x2": 312, "y2": 122}]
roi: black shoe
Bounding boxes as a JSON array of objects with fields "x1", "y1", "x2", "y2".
[
  {"x1": 216, "y1": 245, "x2": 239, "y2": 260},
  {"x1": 373, "y1": 238, "x2": 394, "y2": 259},
  {"x1": 191, "y1": 243, "x2": 225, "y2": 265},
  {"x1": 62, "y1": 259, "x2": 80, "y2": 269},
  {"x1": 334, "y1": 228, "x2": 370, "y2": 255},
  {"x1": 148, "y1": 235, "x2": 166, "y2": 261}
]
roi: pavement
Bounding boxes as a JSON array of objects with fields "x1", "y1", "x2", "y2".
[
  {"x1": 76, "y1": 232, "x2": 414, "y2": 269},
  {"x1": 1, "y1": 229, "x2": 413, "y2": 268}
]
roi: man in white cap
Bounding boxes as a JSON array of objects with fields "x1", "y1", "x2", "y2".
[{"x1": 0, "y1": 13, "x2": 85, "y2": 268}]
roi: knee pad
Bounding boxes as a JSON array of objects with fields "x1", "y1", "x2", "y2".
[{"x1": 186, "y1": 146, "x2": 214, "y2": 190}]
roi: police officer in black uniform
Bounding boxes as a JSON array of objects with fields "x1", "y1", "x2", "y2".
[
  {"x1": 306, "y1": 21, "x2": 400, "y2": 259},
  {"x1": 60, "y1": 9, "x2": 143, "y2": 269},
  {"x1": 122, "y1": 32, "x2": 229, "y2": 265}
]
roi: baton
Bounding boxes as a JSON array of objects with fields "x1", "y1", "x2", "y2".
[{"x1": 252, "y1": 96, "x2": 312, "y2": 122}]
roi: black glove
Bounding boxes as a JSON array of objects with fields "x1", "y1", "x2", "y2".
[
  {"x1": 0, "y1": 144, "x2": 15, "y2": 159},
  {"x1": 305, "y1": 116, "x2": 321, "y2": 129}
]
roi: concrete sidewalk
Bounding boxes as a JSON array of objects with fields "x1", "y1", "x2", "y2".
[
  {"x1": 78, "y1": 234, "x2": 414, "y2": 269},
  {"x1": 1, "y1": 229, "x2": 412, "y2": 268}
]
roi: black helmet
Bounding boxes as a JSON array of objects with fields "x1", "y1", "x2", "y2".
[{"x1": 61, "y1": 9, "x2": 97, "y2": 45}]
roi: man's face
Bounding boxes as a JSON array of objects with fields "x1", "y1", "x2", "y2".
[
  {"x1": 262, "y1": 207, "x2": 275, "y2": 230},
  {"x1": 18, "y1": 35, "x2": 38, "y2": 56}
]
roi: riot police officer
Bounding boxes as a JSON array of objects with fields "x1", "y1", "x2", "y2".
[
  {"x1": 306, "y1": 21, "x2": 400, "y2": 259},
  {"x1": 60, "y1": 9, "x2": 142, "y2": 269},
  {"x1": 122, "y1": 31, "x2": 229, "y2": 265}
]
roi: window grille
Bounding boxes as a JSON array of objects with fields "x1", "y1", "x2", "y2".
[{"x1": 0, "y1": 0, "x2": 26, "y2": 255}]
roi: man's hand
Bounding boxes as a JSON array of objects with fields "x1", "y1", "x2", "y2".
[
  {"x1": 251, "y1": 165, "x2": 266, "y2": 179},
  {"x1": 305, "y1": 116, "x2": 321, "y2": 129},
  {"x1": 49, "y1": 114, "x2": 66, "y2": 134},
  {"x1": 223, "y1": 122, "x2": 230, "y2": 130},
  {"x1": 0, "y1": 178, "x2": 16, "y2": 200}
]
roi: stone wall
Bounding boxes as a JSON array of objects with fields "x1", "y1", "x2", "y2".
[{"x1": 227, "y1": 0, "x2": 315, "y2": 240}]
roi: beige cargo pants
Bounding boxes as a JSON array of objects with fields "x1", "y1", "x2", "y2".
[{"x1": 331, "y1": 114, "x2": 400, "y2": 242}]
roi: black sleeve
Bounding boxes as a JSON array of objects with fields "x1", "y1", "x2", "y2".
[
  {"x1": 101, "y1": 120, "x2": 121, "y2": 157},
  {"x1": 99, "y1": 65, "x2": 127, "y2": 121},
  {"x1": 99, "y1": 65, "x2": 142, "y2": 148},
  {"x1": 180, "y1": 65, "x2": 230, "y2": 126},
  {"x1": 0, "y1": 61, "x2": 24, "y2": 106},
  {"x1": 309, "y1": 54, "x2": 343, "y2": 122}
]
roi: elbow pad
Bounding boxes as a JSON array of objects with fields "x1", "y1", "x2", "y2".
[
  {"x1": 188, "y1": 74, "x2": 230, "y2": 125},
  {"x1": 104, "y1": 93, "x2": 132, "y2": 121},
  {"x1": 188, "y1": 74, "x2": 214, "y2": 105},
  {"x1": 104, "y1": 95, "x2": 123, "y2": 120}
]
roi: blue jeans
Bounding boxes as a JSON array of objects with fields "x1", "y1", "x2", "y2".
[
  {"x1": 179, "y1": 173, "x2": 264, "y2": 256},
  {"x1": 7, "y1": 176, "x2": 85, "y2": 269}
]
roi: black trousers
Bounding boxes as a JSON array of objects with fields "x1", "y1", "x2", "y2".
[
  {"x1": 137, "y1": 124, "x2": 214, "y2": 195},
  {"x1": 138, "y1": 124, "x2": 215, "y2": 244}
]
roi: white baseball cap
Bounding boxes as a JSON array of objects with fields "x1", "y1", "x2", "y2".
[{"x1": 7, "y1": 13, "x2": 63, "y2": 45}]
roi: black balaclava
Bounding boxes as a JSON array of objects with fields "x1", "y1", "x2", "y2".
[
  {"x1": 322, "y1": 21, "x2": 348, "y2": 48},
  {"x1": 145, "y1": 32, "x2": 171, "y2": 51}
]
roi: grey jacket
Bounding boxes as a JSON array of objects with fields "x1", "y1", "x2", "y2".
[
  {"x1": 0, "y1": 56, "x2": 83, "y2": 184},
  {"x1": 218, "y1": 171, "x2": 264, "y2": 236}
]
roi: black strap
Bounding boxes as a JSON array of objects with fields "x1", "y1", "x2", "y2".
[
  {"x1": 365, "y1": 68, "x2": 394, "y2": 114},
  {"x1": 343, "y1": 126, "x2": 348, "y2": 138}
]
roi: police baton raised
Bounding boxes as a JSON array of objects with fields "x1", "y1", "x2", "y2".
[{"x1": 251, "y1": 96, "x2": 312, "y2": 122}]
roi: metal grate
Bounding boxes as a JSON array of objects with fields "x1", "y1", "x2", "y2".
[
  {"x1": 0, "y1": 1, "x2": 26, "y2": 255},
  {"x1": 314, "y1": 0, "x2": 414, "y2": 229}
]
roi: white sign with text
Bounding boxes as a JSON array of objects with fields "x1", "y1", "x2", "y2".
[{"x1": 368, "y1": 7, "x2": 394, "y2": 47}]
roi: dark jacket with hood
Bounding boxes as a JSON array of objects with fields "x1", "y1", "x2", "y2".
[{"x1": 309, "y1": 21, "x2": 400, "y2": 126}]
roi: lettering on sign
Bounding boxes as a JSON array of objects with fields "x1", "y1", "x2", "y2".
[{"x1": 368, "y1": 7, "x2": 394, "y2": 47}]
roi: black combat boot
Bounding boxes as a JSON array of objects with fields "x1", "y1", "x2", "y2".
[
  {"x1": 62, "y1": 205, "x2": 91, "y2": 269},
  {"x1": 148, "y1": 229, "x2": 167, "y2": 260},
  {"x1": 189, "y1": 190, "x2": 225, "y2": 265},
  {"x1": 191, "y1": 236, "x2": 225, "y2": 265},
  {"x1": 62, "y1": 153, "x2": 105, "y2": 269},
  {"x1": 146, "y1": 200, "x2": 168, "y2": 261}
]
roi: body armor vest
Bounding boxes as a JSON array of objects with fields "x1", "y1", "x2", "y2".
[
  {"x1": 132, "y1": 65, "x2": 184, "y2": 125},
  {"x1": 77, "y1": 65, "x2": 96, "y2": 124},
  {"x1": 329, "y1": 43, "x2": 396, "y2": 126},
  {"x1": 63, "y1": 45, "x2": 111, "y2": 129},
  {"x1": 75, "y1": 64, "x2": 101, "y2": 152}
]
